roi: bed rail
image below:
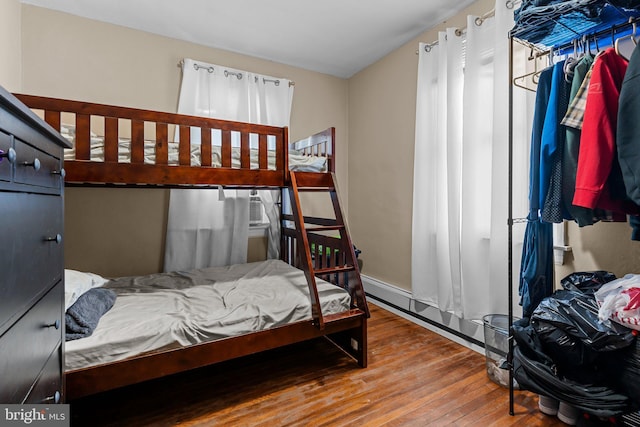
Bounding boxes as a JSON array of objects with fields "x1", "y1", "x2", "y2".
[
  {"x1": 290, "y1": 127, "x2": 335, "y2": 173},
  {"x1": 13, "y1": 94, "x2": 290, "y2": 187}
]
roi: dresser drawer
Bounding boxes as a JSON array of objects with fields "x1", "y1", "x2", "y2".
[
  {"x1": 24, "y1": 345, "x2": 63, "y2": 404},
  {"x1": 0, "y1": 130, "x2": 11, "y2": 182},
  {"x1": 0, "y1": 193, "x2": 63, "y2": 332},
  {"x1": 0, "y1": 281, "x2": 63, "y2": 403},
  {"x1": 13, "y1": 138, "x2": 63, "y2": 190}
]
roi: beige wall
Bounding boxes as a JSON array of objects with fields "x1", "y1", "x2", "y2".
[
  {"x1": 0, "y1": 0, "x2": 22, "y2": 91},
  {"x1": 64, "y1": 188, "x2": 169, "y2": 276},
  {"x1": 557, "y1": 222, "x2": 640, "y2": 282},
  {"x1": 20, "y1": 5, "x2": 348, "y2": 277}
]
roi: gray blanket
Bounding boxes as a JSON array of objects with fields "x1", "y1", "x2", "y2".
[{"x1": 65, "y1": 287, "x2": 117, "y2": 341}]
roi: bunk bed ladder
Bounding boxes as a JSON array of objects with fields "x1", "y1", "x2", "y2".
[{"x1": 287, "y1": 171, "x2": 370, "y2": 331}]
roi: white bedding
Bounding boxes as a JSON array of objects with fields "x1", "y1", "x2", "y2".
[
  {"x1": 65, "y1": 260, "x2": 351, "y2": 371},
  {"x1": 61, "y1": 130, "x2": 327, "y2": 172}
]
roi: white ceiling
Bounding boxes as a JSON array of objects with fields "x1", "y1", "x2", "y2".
[{"x1": 21, "y1": 0, "x2": 476, "y2": 78}]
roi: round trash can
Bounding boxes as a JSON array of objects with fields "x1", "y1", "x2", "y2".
[{"x1": 483, "y1": 314, "x2": 518, "y2": 389}]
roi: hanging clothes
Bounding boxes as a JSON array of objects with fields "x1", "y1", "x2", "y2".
[
  {"x1": 529, "y1": 67, "x2": 553, "y2": 215},
  {"x1": 617, "y1": 44, "x2": 640, "y2": 240},
  {"x1": 561, "y1": 53, "x2": 597, "y2": 225},
  {"x1": 617, "y1": 43, "x2": 640, "y2": 206},
  {"x1": 520, "y1": 67, "x2": 555, "y2": 319},
  {"x1": 561, "y1": 53, "x2": 628, "y2": 226},
  {"x1": 519, "y1": 216, "x2": 554, "y2": 318},
  {"x1": 541, "y1": 60, "x2": 571, "y2": 223},
  {"x1": 573, "y1": 48, "x2": 640, "y2": 215}
]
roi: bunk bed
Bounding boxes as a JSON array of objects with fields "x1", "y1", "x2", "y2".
[
  {"x1": 506, "y1": 0, "x2": 640, "y2": 423},
  {"x1": 14, "y1": 93, "x2": 369, "y2": 401}
]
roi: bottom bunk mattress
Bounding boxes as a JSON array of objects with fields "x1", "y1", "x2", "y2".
[{"x1": 65, "y1": 259, "x2": 351, "y2": 371}]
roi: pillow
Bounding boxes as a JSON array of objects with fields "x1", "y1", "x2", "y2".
[{"x1": 64, "y1": 269, "x2": 109, "y2": 311}]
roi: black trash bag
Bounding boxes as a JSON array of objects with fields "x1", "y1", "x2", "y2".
[
  {"x1": 512, "y1": 317, "x2": 554, "y2": 366},
  {"x1": 615, "y1": 337, "x2": 640, "y2": 404},
  {"x1": 560, "y1": 270, "x2": 617, "y2": 295},
  {"x1": 531, "y1": 289, "x2": 636, "y2": 385},
  {"x1": 512, "y1": 293, "x2": 639, "y2": 417},
  {"x1": 513, "y1": 344, "x2": 633, "y2": 418},
  {"x1": 532, "y1": 290, "x2": 635, "y2": 352},
  {"x1": 512, "y1": 317, "x2": 637, "y2": 417}
]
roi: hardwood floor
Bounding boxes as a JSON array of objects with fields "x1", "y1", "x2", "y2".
[{"x1": 69, "y1": 302, "x2": 568, "y2": 426}]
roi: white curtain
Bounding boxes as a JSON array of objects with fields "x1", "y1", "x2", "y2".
[
  {"x1": 412, "y1": 1, "x2": 532, "y2": 320},
  {"x1": 175, "y1": 59, "x2": 293, "y2": 126},
  {"x1": 165, "y1": 188, "x2": 249, "y2": 270},
  {"x1": 164, "y1": 59, "x2": 293, "y2": 272}
]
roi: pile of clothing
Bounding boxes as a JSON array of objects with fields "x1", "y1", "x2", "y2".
[{"x1": 512, "y1": 0, "x2": 640, "y2": 46}]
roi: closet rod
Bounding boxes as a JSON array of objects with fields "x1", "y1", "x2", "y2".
[
  {"x1": 511, "y1": 16, "x2": 640, "y2": 90},
  {"x1": 513, "y1": 14, "x2": 640, "y2": 55},
  {"x1": 554, "y1": 15, "x2": 640, "y2": 52}
]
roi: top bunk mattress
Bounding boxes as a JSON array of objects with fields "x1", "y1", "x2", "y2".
[
  {"x1": 60, "y1": 125, "x2": 328, "y2": 172},
  {"x1": 65, "y1": 259, "x2": 351, "y2": 371}
]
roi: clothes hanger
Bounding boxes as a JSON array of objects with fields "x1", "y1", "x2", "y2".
[
  {"x1": 513, "y1": 47, "x2": 550, "y2": 92},
  {"x1": 513, "y1": 49, "x2": 539, "y2": 92},
  {"x1": 614, "y1": 18, "x2": 638, "y2": 58},
  {"x1": 563, "y1": 39, "x2": 582, "y2": 83},
  {"x1": 583, "y1": 34, "x2": 593, "y2": 57}
]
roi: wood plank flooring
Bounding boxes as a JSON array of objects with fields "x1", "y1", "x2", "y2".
[{"x1": 69, "y1": 302, "x2": 568, "y2": 426}]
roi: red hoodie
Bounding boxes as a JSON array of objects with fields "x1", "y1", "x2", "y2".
[{"x1": 573, "y1": 48, "x2": 639, "y2": 214}]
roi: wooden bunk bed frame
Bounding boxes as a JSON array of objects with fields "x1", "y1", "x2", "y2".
[{"x1": 14, "y1": 93, "x2": 369, "y2": 401}]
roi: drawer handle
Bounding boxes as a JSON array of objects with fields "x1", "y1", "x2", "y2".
[
  {"x1": 0, "y1": 148, "x2": 16, "y2": 164},
  {"x1": 43, "y1": 391, "x2": 61, "y2": 404},
  {"x1": 23, "y1": 157, "x2": 41, "y2": 171},
  {"x1": 45, "y1": 319, "x2": 61, "y2": 330},
  {"x1": 51, "y1": 168, "x2": 66, "y2": 178},
  {"x1": 45, "y1": 234, "x2": 62, "y2": 244}
]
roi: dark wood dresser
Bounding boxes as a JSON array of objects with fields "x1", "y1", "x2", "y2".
[{"x1": 0, "y1": 86, "x2": 71, "y2": 403}]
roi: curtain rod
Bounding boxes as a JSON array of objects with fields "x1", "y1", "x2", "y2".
[
  {"x1": 416, "y1": 7, "x2": 497, "y2": 54},
  {"x1": 176, "y1": 60, "x2": 295, "y2": 87},
  {"x1": 505, "y1": 0, "x2": 521, "y2": 9}
]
